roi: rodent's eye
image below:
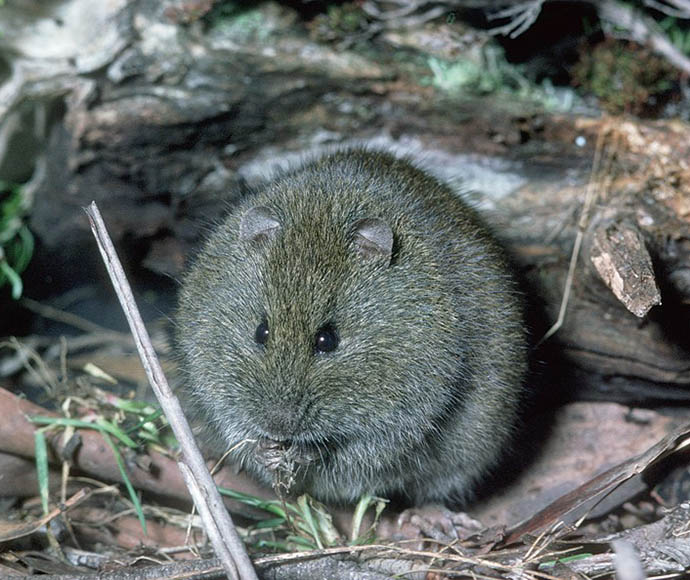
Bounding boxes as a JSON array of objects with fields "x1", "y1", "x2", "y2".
[
  {"x1": 255, "y1": 320, "x2": 269, "y2": 346},
  {"x1": 314, "y1": 324, "x2": 338, "y2": 353}
]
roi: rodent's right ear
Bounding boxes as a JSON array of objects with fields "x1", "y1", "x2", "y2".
[
  {"x1": 239, "y1": 206, "x2": 282, "y2": 243},
  {"x1": 353, "y1": 218, "x2": 393, "y2": 265}
]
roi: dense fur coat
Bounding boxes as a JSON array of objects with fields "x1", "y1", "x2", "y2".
[{"x1": 176, "y1": 149, "x2": 527, "y2": 506}]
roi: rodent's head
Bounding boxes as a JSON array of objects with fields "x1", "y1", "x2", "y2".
[{"x1": 176, "y1": 155, "x2": 470, "y2": 467}]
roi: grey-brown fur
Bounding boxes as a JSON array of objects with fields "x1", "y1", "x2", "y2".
[{"x1": 175, "y1": 149, "x2": 527, "y2": 506}]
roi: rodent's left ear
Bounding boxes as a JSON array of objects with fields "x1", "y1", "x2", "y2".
[{"x1": 352, "y1": 218, "x2": 393, "y2": 265}]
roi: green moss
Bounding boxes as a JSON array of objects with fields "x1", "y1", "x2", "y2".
[
  {"x1": 428, "y1": 56, "x2": 487, "y2": 93},
  {"x1": 572, "y1": 39, "x2": 678, "y2": 115},
  {"x1": 204, "y1": 2, "x2": 272, "y2": 43},
  {"x1": 309, "y1": 3, "x2": 370, "y2": 44},
  {"x1": 426, "y1": 45, "x2": 576, "y2": 111}
]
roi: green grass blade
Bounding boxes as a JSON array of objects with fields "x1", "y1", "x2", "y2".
[
  {"x1": 350, "y1": 494, "x2": 371, "y2": 542},
  {"x1": 33, "y1": 429, "x2": 50, "y2": 514},
  {"x1": 95, "y1": 417, "x2": 138, "y2": 448},
  {"x1": 251, "y1": 517, "x2": 286, "y2": 530},
  {"x1": 123, "y1": 409, "x2": 165, "y2": 435},
  {"x1": 348, "y1": 495, "x2": 389, "y2": 545},
  {"x1": 112, "y1": 399, "x2": 157, "y2": 414},
  {"x1": 540, "y1": 552, "x2": 593, "y2": 568},
  {"x1": 28, "y1": 416, "x2": 138, "y2": 449},
  {"x1": 296, "y1": 494, "x2": 323, "y2": 549},
  {"x1": 218, "y1": 486, "x2": 287, "y2": 518},
  {"x1": 310, "y1": 502, "x2": 339, "y2": 547},
  {"x1": 101, "y1": 430, "x2": 147, "y2": 535},
  {"x1": 285, "y1": 534, "x2": 317, "y2": 549}
]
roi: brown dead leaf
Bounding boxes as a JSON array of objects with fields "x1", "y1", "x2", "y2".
[{"x1": 503, "y1": 420, "x2": 690, "y2": 545}]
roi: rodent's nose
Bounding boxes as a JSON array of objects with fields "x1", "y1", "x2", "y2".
[{"x1": 260, "y1": 404, "x2": 303, "y2": 441}]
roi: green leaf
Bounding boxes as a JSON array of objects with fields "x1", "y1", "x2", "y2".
[
  {"x1": 13, "y1": 225, "x2": 34, "y2": 274},
  {"x1": 0, "y1": 260, "x2": 22, "y2": 299},
  {"x1": 352, "y1": 495, "x2": 387, "y2": 545}
]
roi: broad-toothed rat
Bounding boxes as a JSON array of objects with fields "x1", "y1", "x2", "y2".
[{"x1": 175, "y1": 149, "x2": 527, "y2": 506}]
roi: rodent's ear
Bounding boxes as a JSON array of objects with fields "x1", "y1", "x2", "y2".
[
  {"x1": 353, "y1": 218, "x2": 393, "y2": 265},
  {"x1": 239, "y1": 206, "x2": 282, "y2": 243}
]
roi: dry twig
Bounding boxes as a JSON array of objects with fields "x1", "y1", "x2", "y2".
[
  {"x1": 83, "y1": 202, "x2": 258, "y2": 580},
  {"x1": 486, "y1": 0, "x2": 545, "y2": 38},
  {"x1": 538, "y1": 123, "x2": 614, "y2": 344}
]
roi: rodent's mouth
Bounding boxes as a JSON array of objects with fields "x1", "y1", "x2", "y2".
[{"x1": 253, "y1": 436, "x2": 318, "y2": 473}]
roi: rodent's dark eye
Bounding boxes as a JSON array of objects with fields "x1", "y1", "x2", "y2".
[
  {"x1": 314, "y1": 324, "x2": 338, "y2": 353},
  {"x1": 255, "y1": 320, "x2": 269, "y2": 346}
]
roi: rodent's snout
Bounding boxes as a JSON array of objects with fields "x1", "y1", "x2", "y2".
[{"x1": 254, "y1": 401, "x2": 307, "y2": 442}]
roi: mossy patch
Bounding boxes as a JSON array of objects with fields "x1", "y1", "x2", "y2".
[{"x1": 572, "y1": 39, "x2": 679, "y2": 115}]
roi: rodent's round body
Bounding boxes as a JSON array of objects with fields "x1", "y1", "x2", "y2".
[{"x1": 175, "y1": 149, "x2": 527, "y2": 506}]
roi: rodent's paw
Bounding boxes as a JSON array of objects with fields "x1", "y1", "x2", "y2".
[
  {"x1": 255, "y1": 438, "x2": 317, "y2": 471},
  {"x1": 254, "y1": 437, "x2": 318, "y2": 497},
  {"x1": 396, "y1": 505, "x2": 483, "y2": 545},
  {"x1": 255, "y1": 438, "x2": 290, "y2": 471}
]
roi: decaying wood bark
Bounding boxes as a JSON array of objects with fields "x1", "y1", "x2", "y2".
[
  {"x1": 0, "y1": 0, "x2": 689, "y2": 402},
  {"x1": 589, "y1": 219, "x2": 660, "y2": 318},
  {"x1": 500, "y1": 118, "x2": 690, "y2": 400}
]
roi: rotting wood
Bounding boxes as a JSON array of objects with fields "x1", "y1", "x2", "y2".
[
  {"x1": 589, "y1": 219, "x2": 661, "y2": 318},
  {"x1": 4, "y1": 2, "x2": 687, "y2": 401}
]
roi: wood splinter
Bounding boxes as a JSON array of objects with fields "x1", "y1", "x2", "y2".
[{"x1": 590, "y1": 220, "x2": 661, "y2": 318}]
